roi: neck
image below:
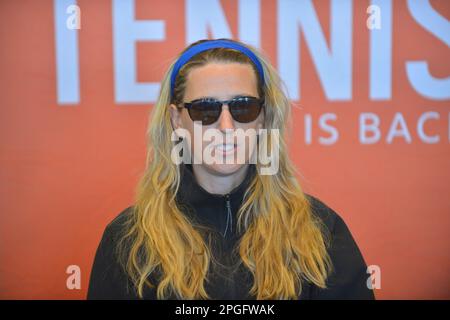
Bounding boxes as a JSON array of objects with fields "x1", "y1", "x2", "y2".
[{"x1": 191, "y1": 164, "x2": 250, "y2": 195}]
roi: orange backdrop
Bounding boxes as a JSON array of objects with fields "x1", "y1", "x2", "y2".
[{"x1": 1, "y1": 0, "x2": 449, "y2": 299}]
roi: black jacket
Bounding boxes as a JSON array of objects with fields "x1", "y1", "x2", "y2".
[{"x1": 87, "y1": 164, "x2": 375, "y2": 300}]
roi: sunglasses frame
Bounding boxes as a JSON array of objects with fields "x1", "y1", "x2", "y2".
[{"x1": 178, "y1": 96, "x2": 264, "y2": 125}]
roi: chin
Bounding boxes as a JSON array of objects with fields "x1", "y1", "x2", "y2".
[{"x1": 205, "y1": 162, "x2": 246, "y2": 176}]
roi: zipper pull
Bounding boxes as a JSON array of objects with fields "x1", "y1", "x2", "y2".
[{"x1": 223, "y1": 194, "x2": 232, "y2": 237}]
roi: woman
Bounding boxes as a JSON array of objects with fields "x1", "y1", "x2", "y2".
[{"x1": 87, "y1": 38, "x2": 374, "y2": 300}]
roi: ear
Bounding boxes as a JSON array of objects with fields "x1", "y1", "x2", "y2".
[{"x1": 169, "y1": 104, "x2": 182, "y2": 131}]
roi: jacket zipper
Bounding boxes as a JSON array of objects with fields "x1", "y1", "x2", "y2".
[
  {"x1": 223, "y1": 194, "x2": 238, "y2": 298},
  {"x1": 223, "y1": 194, "x2": 232, "y2": 237}
]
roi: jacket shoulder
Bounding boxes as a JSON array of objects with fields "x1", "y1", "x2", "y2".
[
  {"x1": 305, "y1": 193, "x2": 339, "y2": 234},
  {"x1": 304, "y1": 194, "x2": 375, "y2": 299},
  {"x1": 103, "y1": 206, "x2": 135, "y2": 239},
  {"x1": 87, "y1": 205, "x2": 137, "y2": 300}
]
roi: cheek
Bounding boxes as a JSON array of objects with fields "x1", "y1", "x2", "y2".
[
  {"x1": 180, "y1": 109, "x2": 192, "y2": 127},
  {"x1": 178, "y1": 111, "x2": 195, "y2": 153},
  {"x1": 237, "y1": 115, "x2": 264, "y2": 134},
  {"x1": 180, "y1": 111, "x2": 197, "y2": 138},
  {"x1": 256, "y1": 110, "x2": 265, "y2": 129},
  {"x1": 180, "y1": 112, "x2": 211, "y2": 160}
]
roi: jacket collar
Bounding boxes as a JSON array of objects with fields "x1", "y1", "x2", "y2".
[{"x1": 175, "y1": 163, "x2": 257, "y2": 237}]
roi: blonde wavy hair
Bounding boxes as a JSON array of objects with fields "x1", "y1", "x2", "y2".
[{"x1": 117, "y1": 38, "x2": 332, "y2": 299}]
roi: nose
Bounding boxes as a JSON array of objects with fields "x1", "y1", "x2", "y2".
[{"x1": 217, "y1": 104, "x2": 235, "y2": 132}]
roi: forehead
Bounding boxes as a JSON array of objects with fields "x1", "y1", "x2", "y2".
[{"x1": 184, "y1": 62, "x2": 258, "y2": 100}]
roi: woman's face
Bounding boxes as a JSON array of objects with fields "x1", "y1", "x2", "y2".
[{"x1": 170, "y1": 62, "x2": 264, "y2": 176}]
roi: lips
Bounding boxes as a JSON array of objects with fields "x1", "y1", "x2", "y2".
[
  {"x1": 215, "y1": 143, "x2": 236, "y2": 152},
  {"x1": 214, "y1": 143, "x2": 238, "y2": 156}
]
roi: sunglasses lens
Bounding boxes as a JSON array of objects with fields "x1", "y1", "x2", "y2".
[
  {"x1": 188, "y1": 101, "x2": 222, "y2": 125},
  {"x1": 229, "y1": 98, "x2": 263, "y2": 123},
  {"x1": 185, "y1": 97, "x2": 263, "y2": 125}
]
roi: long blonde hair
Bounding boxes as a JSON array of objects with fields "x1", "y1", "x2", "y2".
[{"x1": 117, "y1": 38, "x2": 332, "y2": 299}]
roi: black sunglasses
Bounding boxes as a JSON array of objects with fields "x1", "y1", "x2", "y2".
[{"x1": 179, "y1": 96, "x2": 264, "y2": 125}]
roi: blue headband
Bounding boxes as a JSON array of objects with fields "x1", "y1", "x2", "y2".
[{"x1": 170, "y1": 39, "x2": 265, "y2": 98}]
